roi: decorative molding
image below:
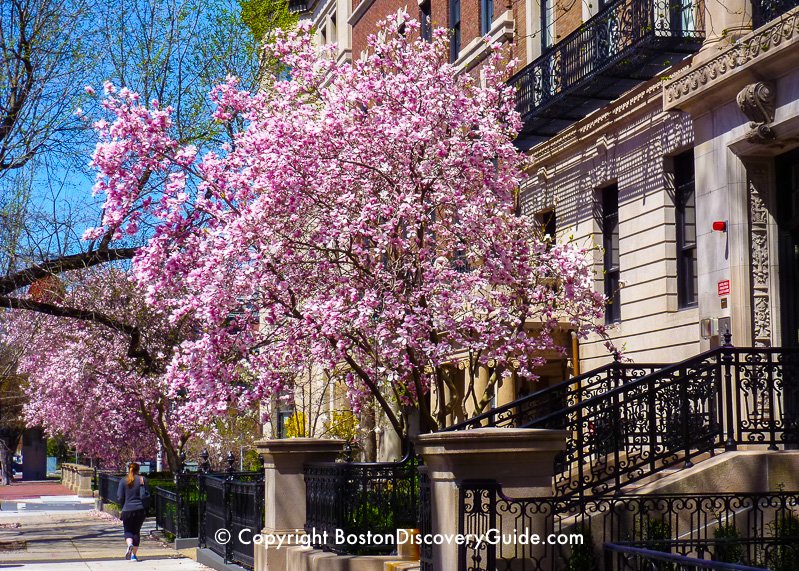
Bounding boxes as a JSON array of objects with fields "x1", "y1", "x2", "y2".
[
  {"x1": 664, "y1": 7, "x2": 799, "y2": 108},
  {"x1": 348, "y1": 0, "x2": 377, "y2": 26},
  {"x1": 453, "y1": 11, "x2": 515, "y2": 74},
  {"x1": 748, "y1": 167, "x2": 772, "y2": 347},
  {"x1": 737, "y1": 82, "x2": 777, "y2": 144}
]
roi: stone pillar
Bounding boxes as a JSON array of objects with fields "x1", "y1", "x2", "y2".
[
  {"x1": 696, "y1": 0, "x2": 752, "y2": 60},
  {"x1": 74, "y1": 465, "x2": 94, "y2": 497},
  {"x1": 254, "y1": 438, "x2": 346, "y2": 571},
  {"x1": 416, "y1": 428, "x2": 566, "y2": 571}
]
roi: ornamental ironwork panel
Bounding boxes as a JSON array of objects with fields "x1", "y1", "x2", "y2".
[
  {"x1": 458, "y1": 483, "x2": 799, "y2": 571},
  {"x1": 508, "y1": 0, "x2": 704, "y2": 140},
  {"x1": 198, "y1": 471, "x2": 264, "y2": 570},
  {"x1": 419, "y1": 468, "x2": 434, "y2": 571},
  {"x1": 98, "y1": 473, "x2": 123, "y2": 505},
  {"x1": 527, "y1": 352, "x2": 723, "y2": 502},
  {"x1": 753, "y1": 0, "x2": 799, "y2": 27},
  {"x1": 175, "y1": 472, "x2": 200, "y2": 539},
  {"x1": 304, "y1": 451, "x2": 420, "y2": 555}
]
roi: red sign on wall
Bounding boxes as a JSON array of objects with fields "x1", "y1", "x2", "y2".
[{"x1": 718, "y1": 280, "x2": 730, "y2": 296}]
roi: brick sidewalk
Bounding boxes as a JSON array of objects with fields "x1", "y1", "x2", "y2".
[{"x1": 0, "y1": 481, "x2": 73, "y2": 500}]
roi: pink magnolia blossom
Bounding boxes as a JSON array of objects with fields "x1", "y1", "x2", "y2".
[
  {"x1": 83, "y1": 15, "x2": 608, "y2": 436},
  {"x1": 5, "y1": 271, "x2": 198, "y2": 469}
]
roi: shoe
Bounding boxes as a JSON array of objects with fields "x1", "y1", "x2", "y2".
[
  {"x1": 131, "y1": 555, "x2": 138, "y2": 562},
  {"x1": 125, "y1": 545, "x2": 133, "y2": 560}
]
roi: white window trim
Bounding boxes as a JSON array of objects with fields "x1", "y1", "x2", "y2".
[{"x1": 452, "y1": 10, "x2": 515, "y2": 73}]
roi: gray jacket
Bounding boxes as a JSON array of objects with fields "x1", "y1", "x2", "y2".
[{"x1": 117, "y1": 476, "x2": 147, "y2": 512}]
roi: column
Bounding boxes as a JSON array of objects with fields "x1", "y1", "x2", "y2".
[
  {"x1": 416, "y1": 428, "x2": 566, "y2": 571},
  {"x1": 254, "y1": 438, "x2": 345, "y2": 571}
]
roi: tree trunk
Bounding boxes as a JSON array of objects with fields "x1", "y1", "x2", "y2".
[{"x1": 0, "y1": 433, "x2": 20, "y2": 485}]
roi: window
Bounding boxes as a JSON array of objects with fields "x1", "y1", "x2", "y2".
[
  {"x1": 541, "y1": 0, "x2": 554, "y2": 51},
  {"x1": 481, "y1": 0, "x2": 494, "y2": 35},
  {"x1": 420, "y1": 0, "x2": 432, "y2": 41},
  {"x1": 674, "y1": 150, "x2": 698, "y2": 308},
  {"x1": 602, "y1": 185, "x2": 620, "y2": 324},
  {"x1": 450, "y1": 0, "x2": 461, "y2": 62},
  {"x1": 536, "y1": 209, "x2": 556, "y2": 242},
  {"x1": 275, "y1": 408, "x2": 295, "y2": 439}
]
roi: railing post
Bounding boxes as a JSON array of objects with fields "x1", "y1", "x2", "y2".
[
  {"x1": 680, "y1": 366, "x2": 693, "y2": 469},
  {"x1": 252, "y1": 438, "x2": 345, "y2": 571},
  {"x1": 721, "y1": 332, "x2": 737, "y2": 451},
  {"x1": 416, "y1": 428, "x2": 566, "y2": 571}
]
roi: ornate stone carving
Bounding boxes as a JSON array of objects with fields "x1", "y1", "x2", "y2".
[
  {"x1": 664, "y1": 9, "x2": 799, "y2": 108},
  {"x1": 737, "y1": 82, "x2": 776, "y2": 143},
  {"x1": 749, "y1": 173, "x2": 773, "y2": 347}
]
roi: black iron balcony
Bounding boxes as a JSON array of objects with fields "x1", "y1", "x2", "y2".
[
  {"x1": 510, "y1": 0, "x2": 705, "y2": 149},
  {"x1": 287, "y1": 0, "x2": 308, "y2": 13},
  {"x1": 753, "y1": 0, "x2": 799, "y2": 27}
]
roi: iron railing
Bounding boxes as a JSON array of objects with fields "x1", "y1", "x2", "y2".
[
  {"x1": 174, "y1": 472, "x2": 200, "y2": 539},
  {"x1": 198, "y1": 471, "x2": 264, "y2": 570},
  {"x1": 155, "y1": 487, "x2": 178, "y2": 536},
  {"x1": 419, "y1": 468, "x2": 433, "y2": 571},
  {"x1": 445, "y1": 361, "x2": 663, "y2": 431},
  {"x1": 455, "y1": 344, "x2": 798, "y2": 503},
  {"x1": 304, "y1": 451, "x2": 420, "y2": 555},
  {"x1": 753, "y1": 0, "x2": 799, "y2": 27},
  {"x1": 509, "y1": 0, "x2": 704, "y2": 131},
  {"x1": 98, "y1": 473, "x2": 123, "y2": 505},
  {"x1": 604, "y1": 544, "x2": 768, "y2": 570},
  {"x1": 458, "y1": 482, "x2": 799, "y2": 571}
]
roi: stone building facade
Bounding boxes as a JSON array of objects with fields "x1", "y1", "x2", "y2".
[{"x1": 287, "y1": 0, "x2": 799, "y2": 408}]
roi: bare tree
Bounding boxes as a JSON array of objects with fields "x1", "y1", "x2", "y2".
[{"x1": 0, "y1": 0, "x2": 293, "y2": 359}]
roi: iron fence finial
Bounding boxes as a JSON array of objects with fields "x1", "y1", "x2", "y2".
[{"x1": 722, "y1": 328, "x2": 732, "y2": 347}]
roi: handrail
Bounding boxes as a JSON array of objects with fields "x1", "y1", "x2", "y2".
[
  {"x1": 604, "y1": 543, "x2": 767, "y2": 570},
  {"x1": 444, "y1": 361, "x2": 663, "y2": 431}
]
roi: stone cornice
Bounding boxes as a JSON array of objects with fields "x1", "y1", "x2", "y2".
[
  {"x1": 664, "y1": 7, "x2": 799, "y2": 112},
  {"x1": 526, "y1": 79, "x2": 665, "y2": 166}
]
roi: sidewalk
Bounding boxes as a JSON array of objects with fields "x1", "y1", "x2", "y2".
[{"x1": 0, "y1": 505, "x2": 211, "y2": 570}]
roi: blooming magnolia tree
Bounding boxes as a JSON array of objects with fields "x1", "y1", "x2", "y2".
[
  {"x1": 6, "y1": 271, "x2": 195, "y2": 469},
  {"x1": 81, "y1": 14, "x2": 607, "y2": 440}
]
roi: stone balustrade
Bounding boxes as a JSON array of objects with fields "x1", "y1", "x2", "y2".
[{"x1": 60, "y1": 463, "x2": 94, "y2": 497}]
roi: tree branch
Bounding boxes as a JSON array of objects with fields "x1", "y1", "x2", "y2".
[{"x1": 0, "y1": 246, "x2": 139, "y2": 295}]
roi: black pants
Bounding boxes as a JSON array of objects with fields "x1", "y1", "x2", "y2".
[{"x1": 121, "y1": 509, "x2": 146, "y2": 547}]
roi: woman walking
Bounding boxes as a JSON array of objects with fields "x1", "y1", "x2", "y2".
[{"x1": 116, "y1": 462, "x2": 149, "y2": 562}]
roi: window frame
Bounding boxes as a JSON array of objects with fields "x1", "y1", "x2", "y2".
[
  {"x1": 450, "y1": 0, "x2": 461, "y2": 62},
  {"x1": 420, "y1": 0, "x2": 432, "y2": 41},
  {"x1": 674, "y1": 150, "x2": 698, "y2": 309},
  {"x1": 602, "y1": 185, "x2": 621, "y2": 324},
  {"x1": 481, "y1": 0, "x2": 494, "y2": 35}
]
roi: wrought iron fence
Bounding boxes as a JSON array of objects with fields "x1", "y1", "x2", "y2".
[
  {"x1": 198, "y1": 471, "x2": 264, "y2": 570},
  {"x1": 752, "y1": 0, "x2": 799, "y2": 28},
  {"x1": 304, "y1": 451, "x2": 420, "y2": 555},
  {"x1": 175, "y1": 472, "x2": 200, "y2": 539},
  {"x1": 98, "y1": 473, "x2": 123, "y2": 505},
  {"x1": 445, "y1": 361, "x2": 663, "y2": 431},
  {"x1": 458, "y1": 482, "x2": 799, "y2": 571},
  {"x1": 419, "y1": 467, "x2": 433, "y2": 571},
  {"x1": 508, "y1": 0, "x2": 704, "y2": 122},
  {"x1": 155, "y1": 487, "x2": 178, "y2": 537}
]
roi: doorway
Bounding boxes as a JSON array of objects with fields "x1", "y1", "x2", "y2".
[{"x1": 776, "y1": 149, "x2": 799, "y2": 348}]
